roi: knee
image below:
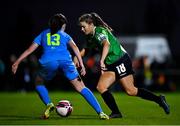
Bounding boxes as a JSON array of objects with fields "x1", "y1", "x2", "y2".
[
  {"x1": 96, "y1": 84, "x2": 107, "y2": 94},
  {"x1": 125, "y1": 87, "x2": 138, "y2": 96},
  {"x1": 71, "y1": 79, "x2": 85, "y2": 92},
  {"x1": 75, "y1": 84, "x2": 85, "y2": 93},
  {"x1": 35, "y1": 75, "x2": 44, "y2": 86}
]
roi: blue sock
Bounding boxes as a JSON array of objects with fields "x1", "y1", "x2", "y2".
[
  {"x1": 80, "y1": 87, "x2": 102, "y2": 114},
  {"x1": 35, "y1": 85, "x2": 51, "y2": 105}
]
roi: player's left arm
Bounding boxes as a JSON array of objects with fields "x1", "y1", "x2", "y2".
[
  {"x1": 12, "y1": 42, "x2": 39, "y2": 74},
  {"x1": 68, "y1": 40, "x2": 86, "y2": 76}
]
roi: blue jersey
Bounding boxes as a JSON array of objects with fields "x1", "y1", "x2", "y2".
[{"x1": 34, "y1": 29, "x2": 73, "y2": 64}]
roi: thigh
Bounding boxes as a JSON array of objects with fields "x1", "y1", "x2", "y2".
[
  {"x1": 36, "y1": 61, "x2": 59, "y2": 81},
  {"x1": 60, "y1": 60, "x2": 79, "y2": 81},
  {"x1": 120, "y1": 74, "x2": 137, "y2": 95},
  {"x1": 98, "y1": 71, "x2": 116, "y2": 90},
  {"x1": 120, "y1": 75, "x2": 134, "y2": 88}
]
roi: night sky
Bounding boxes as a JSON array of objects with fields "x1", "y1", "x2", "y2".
[{"x1": 0, "y1": 0, "x2": 180, "y2": 66}]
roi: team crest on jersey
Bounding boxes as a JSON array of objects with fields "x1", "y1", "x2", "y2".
[{"x1": 97, "y1": 33, "x2": 107, "y2": 41}]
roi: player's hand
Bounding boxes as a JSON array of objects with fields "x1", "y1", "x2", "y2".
[
  {"x1": 100, "y1": 60, "x2": 107, "y2": 74},
  {"x1": 73, "y1": 56, "x2": 80, "y2": 68},
  {"x1": 80, "y1": 66, "x2": 86, "y2": 76},
  {"x1": 12, "y1": 62, "x2": 19, "y2": 74}
]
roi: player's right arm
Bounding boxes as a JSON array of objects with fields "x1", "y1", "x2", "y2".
[{"x1": 12, "y1": 42, "x2": 39, "y2": 74}]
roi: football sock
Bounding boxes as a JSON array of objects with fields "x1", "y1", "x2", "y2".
[
  {"x1": 80, "y1": 87, "x2": 102, "y2": 114},
  {"x1": 35, "y1": 85, "x2": 51, "y2": 105},
  {"x1": 101, "y1": 90, "x2": 120, "y2": 114},
  {"x1": 137, "y1": 88, "x2": 161, "y2": 104}
]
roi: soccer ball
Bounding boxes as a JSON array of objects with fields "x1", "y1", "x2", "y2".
[{"x1": 56, "y1": 100, "x2": 73, "y2": 117}]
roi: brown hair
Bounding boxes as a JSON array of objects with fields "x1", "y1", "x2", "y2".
[{"x1": 79, "y1": 12, "x2": 113, "y2": 31}]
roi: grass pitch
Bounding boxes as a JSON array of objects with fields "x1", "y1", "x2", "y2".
[{"x1": 0, "y1": 91, "x2": 180, "y2": 125}]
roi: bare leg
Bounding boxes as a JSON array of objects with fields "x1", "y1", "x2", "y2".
[
  {"x1": 120, "y1": 74, "x2": 170, "y2": 114},
  {"x1": 70, "y1": 77, "x2": 85, "y2": 92},
  {"x1": 120, "y1": 75, "x2": 138, "y2": 96},
  {"x1": 96, "y1": 71, "x2": 115, "y2": 93},
  {"x1": 70, "y1": 77, "x2": 109, "y2": 119},
  {"x1": 97, "y1": 72, "x2": 122, "y2": 118}
]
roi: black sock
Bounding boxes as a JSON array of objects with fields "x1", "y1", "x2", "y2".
[
  {"x1": 101, "y1": 90, "x2": 121, "y2": 114},
  {"x1": 137, "y1": 88, "x2": 160, "y2": 104}
]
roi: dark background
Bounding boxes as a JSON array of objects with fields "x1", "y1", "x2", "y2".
[{"x1": 0, "y1": 0, "x2": 180, "y2": 91}]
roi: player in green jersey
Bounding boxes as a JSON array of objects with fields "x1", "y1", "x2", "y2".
[{"x1": 74, "y1": 12, "x2": 170, "y2": 118}]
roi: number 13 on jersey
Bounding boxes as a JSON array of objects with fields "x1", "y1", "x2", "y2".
[{"x1": 47, "y1": 33, "x2": 60, "y2": 46}]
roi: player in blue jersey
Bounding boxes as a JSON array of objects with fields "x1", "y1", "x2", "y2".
[{"x1": 12, "y1": 13, "x2": 109, "y2": 120}]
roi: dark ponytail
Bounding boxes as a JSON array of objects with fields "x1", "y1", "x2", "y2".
[
  {"x1": 79, "y1": 12, "x2": 113, "y2": 31},
  {"x1": 48, "y1": 13, "x2": 67, "y2": 35}
]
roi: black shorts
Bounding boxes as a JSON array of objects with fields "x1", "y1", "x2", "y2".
[{"x1": 106, "y1": 53, "x2": 134, "y2": 80}]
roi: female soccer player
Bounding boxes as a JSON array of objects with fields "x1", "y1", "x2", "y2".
[
  {"x1": 74, "y1": 12, "x2": 170, "y2": 118},
  {"x1": 12, "y1": 13, "x2": 109, "y2": 120}
]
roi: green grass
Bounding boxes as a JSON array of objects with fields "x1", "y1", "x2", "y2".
[{"x1": 0, "y1": 91, "x2": 180, "y2": 125}]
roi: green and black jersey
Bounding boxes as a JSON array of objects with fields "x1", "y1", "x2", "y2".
[{"x1": 85, "y1": 26, "x2": 126, "y2": 65}]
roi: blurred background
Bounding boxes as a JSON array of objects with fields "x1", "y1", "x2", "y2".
[{"x1": 0, "y1": 0, "x2": 180, "y2": 92}]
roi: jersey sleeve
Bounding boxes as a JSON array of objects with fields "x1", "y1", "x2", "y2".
[
  {"x1": 33, "y1": 32, "x2": 42, "y2": 45},
  {"x1": 96, "y1": 29, "x2": 109, "y2": 44},
  {"x1": 64, "y1": 32, "x2": 73, "y2": 44}
]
